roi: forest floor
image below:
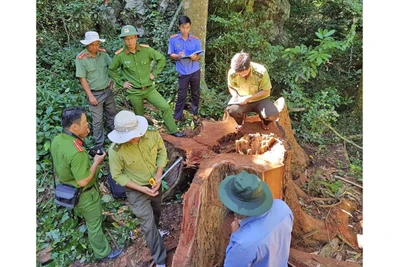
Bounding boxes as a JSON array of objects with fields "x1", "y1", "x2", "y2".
[{"x1": 74, "y1": 139, "x2": 363, "y2": 267}]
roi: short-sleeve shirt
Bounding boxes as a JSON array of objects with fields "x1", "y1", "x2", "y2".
[
  {"x1": 108, "y1": 128, "x2": 168, "y2": 186},
  {"x1": 168, "y1": 33, "x2": 203, "y2": 75},
  {"x1": 108, "y1": 45, "x2": 166, "y2": 90},
  {"x1": 50, "y1": 133, "x2": 97, "y2": 189},
  {"x1": 227, "y1": 62, "x2": 272, "y2": 103},
  {"x1": 75, "y1": 48, "x2": 112, "y2": 90}
]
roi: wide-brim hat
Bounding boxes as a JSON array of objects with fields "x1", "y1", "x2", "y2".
[
  {"x1": 80, "y1": 31, "x2": 105, "y2": 45},
  {"x1": 119, "y1": 25, "x2": 139, "y2": 38},
  {"x1": 108, "y1": 110, "x2": 148, "y2": 144},
  {"x1": 218, "y1": 171, "x2": 273, "y2": 217}
]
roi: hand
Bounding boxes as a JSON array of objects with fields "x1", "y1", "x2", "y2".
[
  {"x1": 93, "y1": 152, "x2": 106, "y2": 164},
  {"x1": 189, "y1": 54, "x2": 199, "y2": 61},
  {"x1": 141, "y1": 185, "x2": 160, "y2": 197},
  {"x1": 239, "y1": 95, "x2": 251, "y2": 105},
  {"x1": 123, "y1": 81, "x2": 133, "y2": 89},
  {"x1": 88, "y1": 95, "x2": 98, "y2": 105},
  {"x1": 178, "y1": 51, "x2": 185, "y2": 59},
  {"x1": 149, "y1": 73, "x2": 155, "y2": 80}
]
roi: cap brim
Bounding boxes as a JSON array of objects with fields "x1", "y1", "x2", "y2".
[
  {"x1": 80, "y1": 38, "x2": 106, "y2": 45},
  {"x1": 107, "y1": 116, "x2": 148, "y2": 144},
  {"x1": 218, "y1": 174, "x2": 273, "y2": 216}
]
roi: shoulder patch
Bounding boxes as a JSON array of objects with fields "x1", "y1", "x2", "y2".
[
  {"x1": 98, "y1": 48, "x2": 106, "y2": 53},
  {"x1": 191, "y1": 35, "x2": 199, "y2": 39},
  {"x1": 139, "y1": 44, "x2": 149, "y2": 48},
  {"x1": 170, "y1": 34, "x2": 178, "y2": 38},
  {"x1": 112, "y1": 143, "x2": 121, "y2": 152},
  {"x1": 230, "y1": 72, "x2": 238, "y2": 78},
  {"x1": 78, "y1": 52, "x2": 85, "y2": 59},
  {"x1": 252, "y1": 69, "x2": 263, "y2": 78},
  {"x1": 115, "y1": 48, "x2": 124, "y2": 55},
  {"x1": 147, "y1": 125, "x2": 157, "y2": 131},
  {"x1": 72, "y1": 140, "x2": 84, "y2": 152}
]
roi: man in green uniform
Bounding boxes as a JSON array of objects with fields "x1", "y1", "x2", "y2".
[
  {"x1": 75, "y1": 31, "x2": 117, "y2": 151},
  {"x1": 108, "y1": 110, "x2": 168, "y2": 267},
  {"x1": 50, "y1": 106, "x2": 122, "y2": 260},
  {"x1": 108, "y1": 25, "x2": 185, "y2": 138},
  {"x1": 226, "y1": 51, "x2": 279, "y2": 130}
]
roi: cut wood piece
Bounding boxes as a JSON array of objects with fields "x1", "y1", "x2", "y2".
[{"x1": 289, "y1": 248, "x2": 361, "y2": 267}]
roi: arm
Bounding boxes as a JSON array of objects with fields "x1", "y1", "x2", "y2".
[
  {"x1": 78, "y1": 78, "x2": 98, "y2": 105},
  {"x1": 150, "y1": 49, "x2": 166, "y2": 79},
  {"x1": 240, "y1": 90, "x2": 269, "y2": 105},
  {"x1": 108, "y1": 55, "x2": 125, "y2": 88},
  {"x1": 76, "y1": 152, "x2": 106, "y2": 187}
]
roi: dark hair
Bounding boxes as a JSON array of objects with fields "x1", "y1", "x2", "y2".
[
  {"x1": 61, "y1": 106, "x2": 86, "y2": 129},
  {"x1": 231, "y1": 52, "x2": 251, "y2": 72},
  {"x1": 178, "y1": 15, "x2": 191, "y2": 26}
]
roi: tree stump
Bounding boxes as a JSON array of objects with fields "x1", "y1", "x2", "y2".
[{"x1": 159, "y1": 98, "x2": 359, "y2": 267}]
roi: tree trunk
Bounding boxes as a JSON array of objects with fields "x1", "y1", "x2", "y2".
[
  {"x1": 159, "y1": 97, "x2": 359, "y2": 266},
  {"x1": 182, "y1": 0, "x2": 209, "y2": 87}
]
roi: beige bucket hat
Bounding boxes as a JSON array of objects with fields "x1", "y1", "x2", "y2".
[
  {"x1": 80, "y1": 31, "x2": 105, "y2": 45},
  {"x1": 108, "y1": 110, "x2": 148, "y2": 144}
]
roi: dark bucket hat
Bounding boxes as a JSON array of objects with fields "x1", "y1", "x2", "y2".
[{"x1": 218, "y1": 171, "x2": 273, "y2": 216}]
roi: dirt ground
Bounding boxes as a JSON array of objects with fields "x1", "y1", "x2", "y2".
[{"x1": 75, "y1": 140, "x2": 362, "y2": 267}]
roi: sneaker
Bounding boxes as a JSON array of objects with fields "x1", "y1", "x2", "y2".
[
  {"x1": 156, "y1": 264, "x2": 166, "y2": 267},
  {"x1": 102, "y1": 248, "x2": 122, "y2": 260},
  {"x1": 158, "y1": 229, "x2": 170, "y2": 237}
]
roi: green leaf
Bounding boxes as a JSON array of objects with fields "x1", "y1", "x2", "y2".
[
  {"x1": 44, "y1": 140, "x2": 51, "y2": 151},
  {"x1": 324, "y1": 30, "x2": 335, "y2": 37}
]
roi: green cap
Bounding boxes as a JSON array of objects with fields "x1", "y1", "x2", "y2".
[
  {"x1": 218, "y1": 171, "x2": 273, "y2": 216},
  {"x1": 119, "y1": 25, "x2": 139, "y2": 38}
]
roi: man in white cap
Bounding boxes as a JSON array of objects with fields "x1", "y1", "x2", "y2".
[
  {"x1": 218, "y1": 171, "x2": 293, "y2": 266},
  {"x1": 75, "y1": 31, "x2": 117, "y2": 152},
  {"x1": 107, "y1": 110, "x2": 168, "y2": 267}
]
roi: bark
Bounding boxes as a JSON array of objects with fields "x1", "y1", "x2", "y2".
[
  {"x1": 160, "y1": 97, "x2": 359, "y2": 266},
  {"x1": 182, "y1": 0, "x2": 209, "y2": 86}
]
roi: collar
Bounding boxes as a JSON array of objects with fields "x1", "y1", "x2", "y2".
[
  {"x1": 239, "y1": 210, "x2": 270, "y2": 227},
  {"x1": 62, "y1": 129, "x2": 84, "y2": 146},
  {"x1": 124, "y1": 45, "x2": 141, "y2": 54},
  {"x1": 178, "y1": 32, "x2": 193, "y2": 41}
]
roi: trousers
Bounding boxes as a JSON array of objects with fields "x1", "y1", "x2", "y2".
[
  {"x1": 174, "y1": 69, "x2": 201, "y2": 120},
  {"x1": 75, "y1": 185, "x2": 111, "y2": 259},
  {"x1": 88, "y1": 88, "x2": 117, "y2": 148},
  {"x1": 126, "y1": 186, "x2": 167, "y2": 265},
  {"x1": 226, "y1": 98, "x2": 279, "y2": 125},
  {"x1": 127, "y1": 86, "x2": 178, "y2": 134}
]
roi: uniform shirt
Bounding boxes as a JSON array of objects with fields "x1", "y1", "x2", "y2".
[
  {"x1": 108, "y1": 44, "x2": 166, "y2": 90},
  {"x1": 227, "y1": 62, "x2": 272, "y2": 103},
  {"x1": 75, "y1": 48, "x2": 112, "y2": 90},
  {"x1": 168, "y1": 33, "x2": 203, "y2": 75},
  {"x1": 108, "y1": 128, "x2": 168, "y2": 186},
  {"x1": 224, "y1": 199, "x2": 293, "y2": 267},
  {"x1": 50, "y1": 133, "x2": 98, "y2": 189}
]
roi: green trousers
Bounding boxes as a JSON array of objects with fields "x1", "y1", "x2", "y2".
[
  {"x1": 126, "y1": 186, "x2": 166, "y2": 265},
  {"x1": 127, "y1": 86, "x2": 178, "y2": 134},
  {"x1": 75, "y1": 186, "x2": 111, "y2": 259}
]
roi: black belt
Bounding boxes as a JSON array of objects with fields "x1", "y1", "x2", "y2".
[
  {"x1": 133, "y1": 85, "x2": 150, "y2": 90},
  {"x1": 92, "y1": 86, "x2": 109, "y2": 92},
  {"x1": 82, "y1": 185, "x2": 94, "y2": 192}
]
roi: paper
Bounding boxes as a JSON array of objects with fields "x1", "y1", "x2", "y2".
[
  {"x1": 180, "y1": 50, "x2": 204, "y2": 59},
  {"x1": 227, "y1": 95, "x2": 251, "y2": 105}
]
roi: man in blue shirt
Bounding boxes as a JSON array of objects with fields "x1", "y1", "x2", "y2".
[
  {"x1": 218, "y1": 171, "x2": 293, "y2": 267},
  {"x1": 168, "y1": 16, "x2": 203, "y2": 124}
]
